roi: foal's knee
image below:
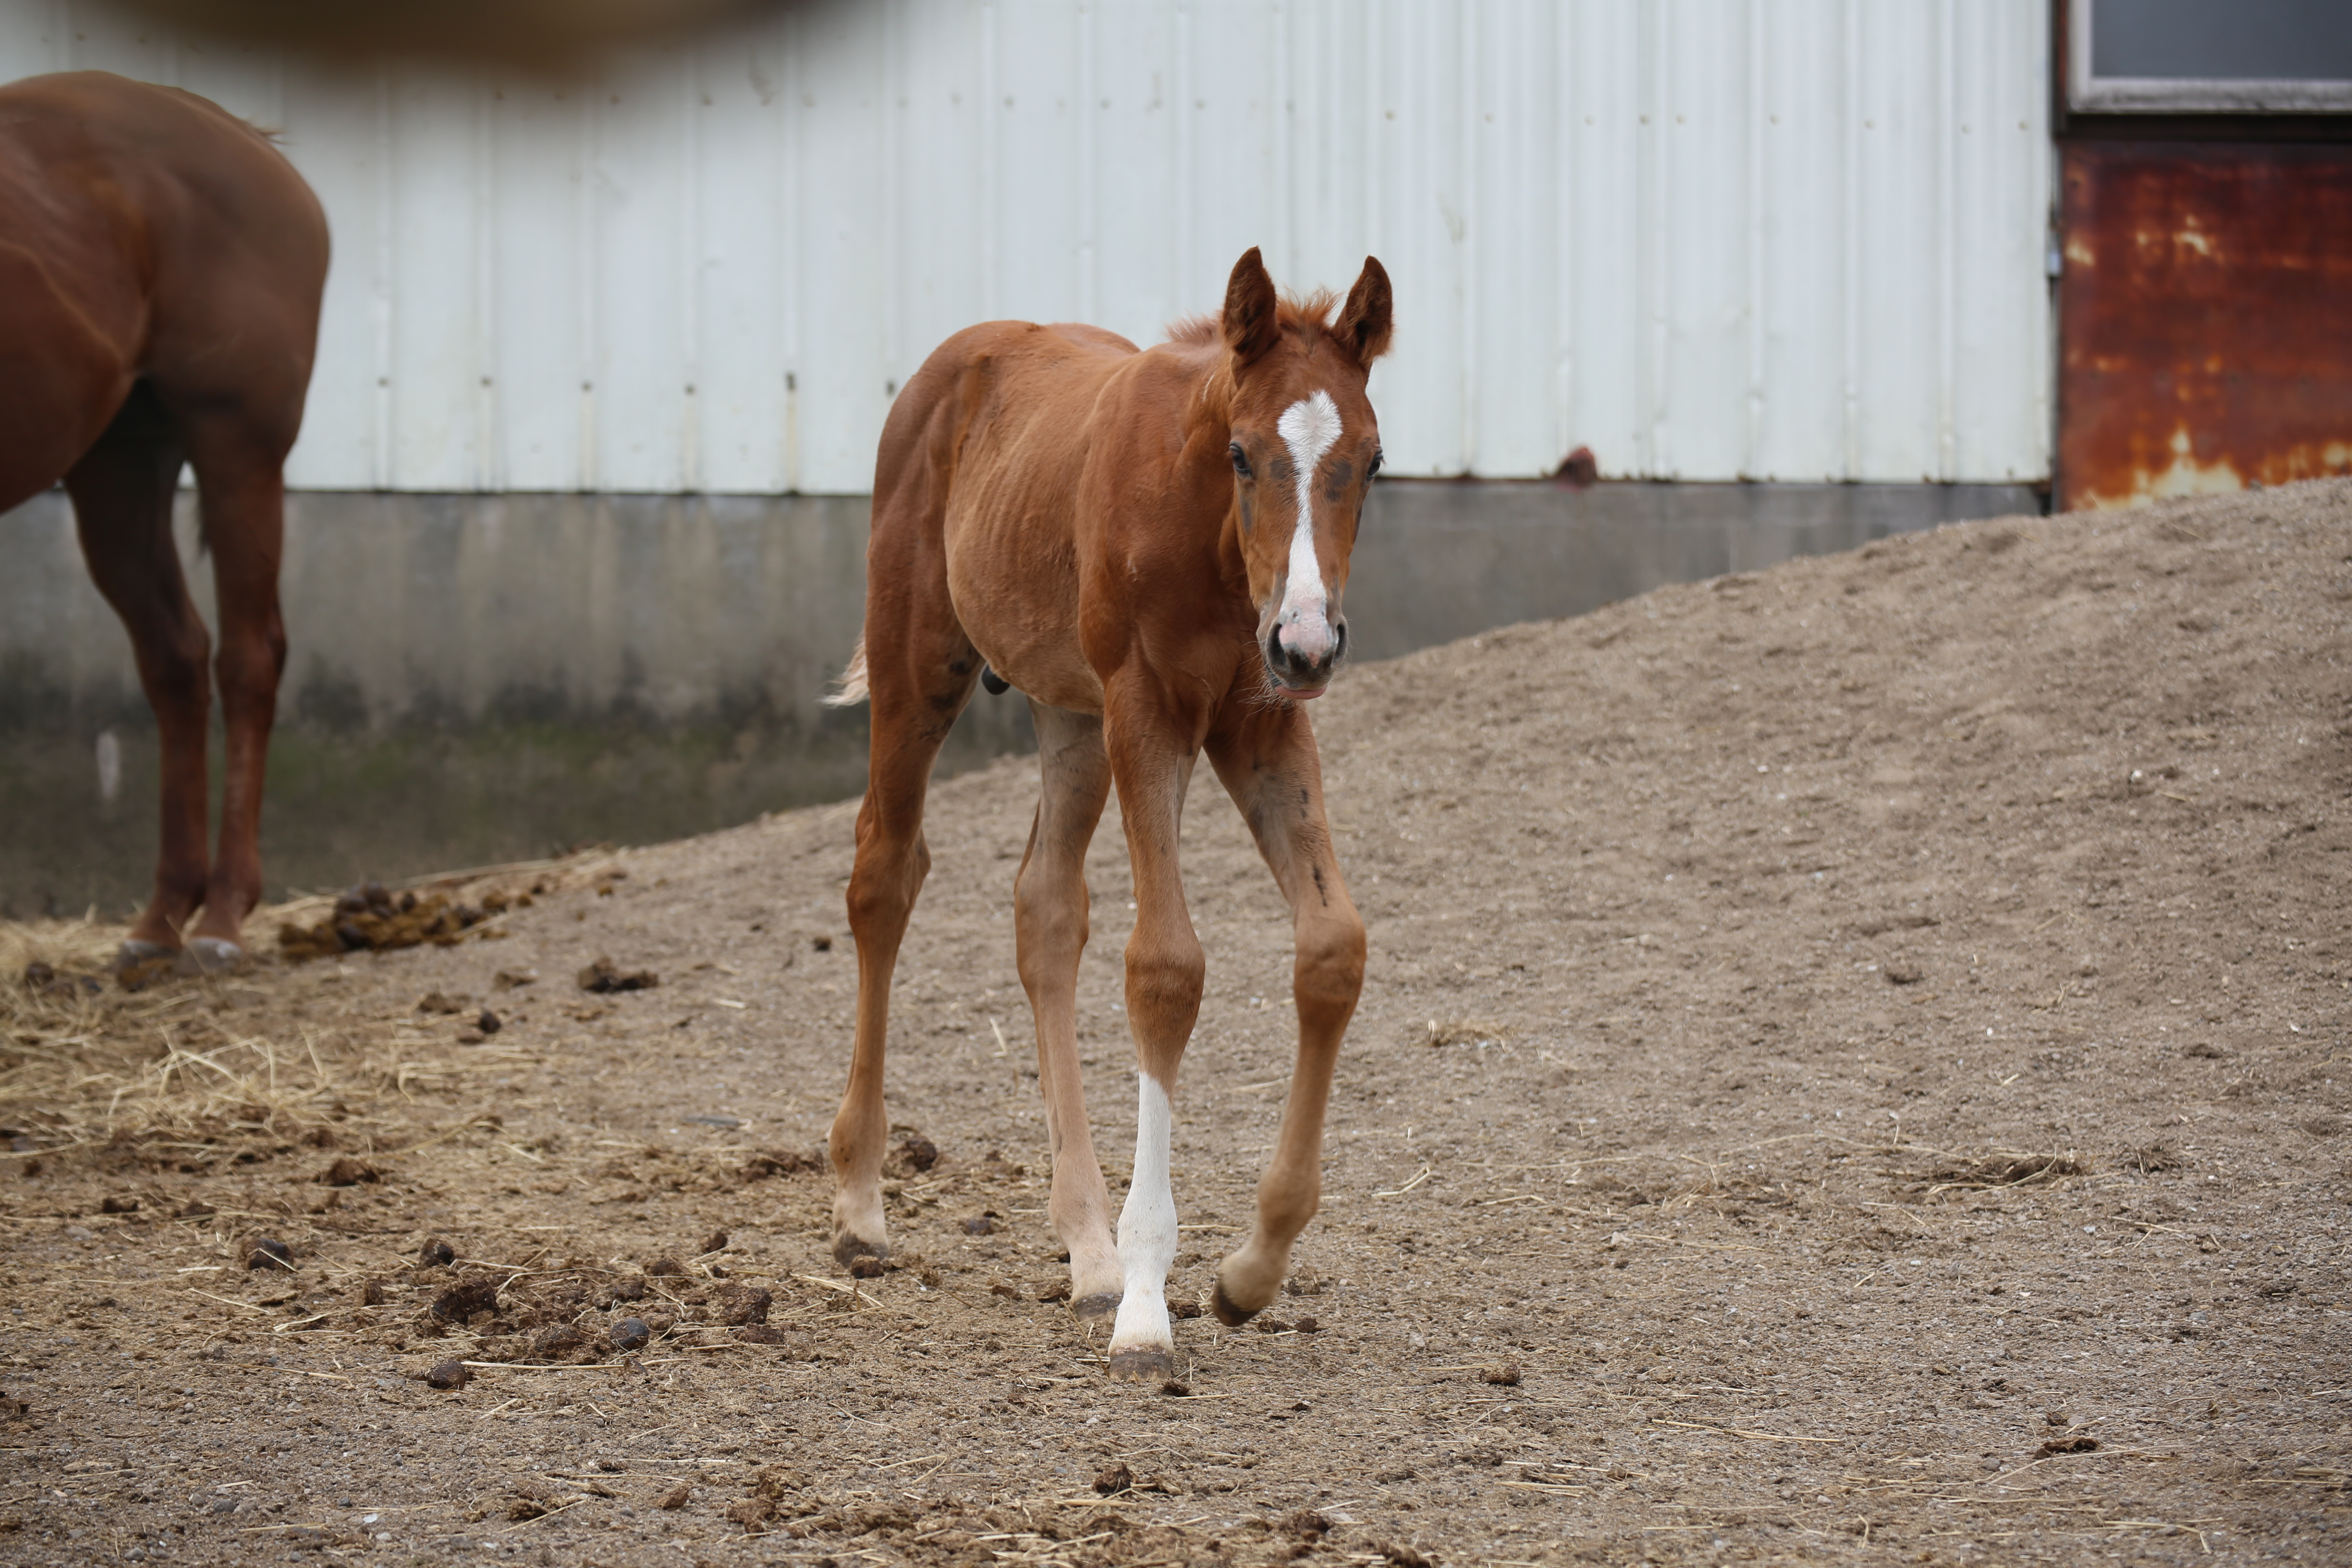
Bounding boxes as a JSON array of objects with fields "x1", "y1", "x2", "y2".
[
  {"x1": 1014, "y1": 873, "x2": 1089, "y2": 978},
  {"x1": 1294, "y1": 911, "x2": 1366, "y2": 1013},
  {"x1": 1124, "y1": 933, "x2": 1207, "y2": 1019},
  {"x1": 844, "y1": 829, "x2": 927, "y2": 940}
]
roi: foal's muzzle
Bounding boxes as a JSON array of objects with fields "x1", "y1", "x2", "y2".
[{"x1": 1264, "y1": 616, "x2": 1348, "y2": 699}]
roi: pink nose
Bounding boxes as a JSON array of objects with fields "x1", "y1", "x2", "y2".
[{"x1": 1278, "y1": 618, "x2": 1336, "y2": 664}]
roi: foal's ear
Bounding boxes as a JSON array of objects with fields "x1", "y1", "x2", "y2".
[
  {"x1": 1222, "y1": 247, "x2": 1281, "y2": 365},
  {"x1": 1337, "y1": 256, "x2": 1394, "y2": 367}
]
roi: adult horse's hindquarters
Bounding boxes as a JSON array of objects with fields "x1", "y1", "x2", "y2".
[
  {"x1": 824, "y1": 247, "x2": 1392, "y2": 1381},
  {"x1": 0, "y1": 70, "x2": 328, "y2": 969}
]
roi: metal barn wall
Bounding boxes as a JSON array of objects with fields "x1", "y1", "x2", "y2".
[{"x1": 0, "y1": 0, "x2": 2053, "y2": 492}]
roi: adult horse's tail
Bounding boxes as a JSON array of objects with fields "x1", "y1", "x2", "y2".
[{"x1": 822, "y1": 639, "x2": 870, "y2": 707}]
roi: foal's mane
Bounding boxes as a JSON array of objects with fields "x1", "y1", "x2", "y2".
[{"x1": 1164, "y1": 288, "x2": 1343, "y2": 353}]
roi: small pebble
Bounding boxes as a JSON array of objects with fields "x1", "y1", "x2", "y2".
[
  {"x1": 423, "y1": 1360, "x2": 472, "y2": 1390},
  {"x1": 419, "y1": 1238, "x2": 457, "y2": 1269},
  {"x1": 247, "y1": 1237, "x2": 294, "y2": 1271},
  {"x1": 611, "y1": 1317, "x2": 652, "y2": 1352},
  {"x1": 961, "y1": 1216, "x2": 994, "y2": 1236},
  {"x1": 476, "y1": 1007, "x2": 501, "y2": 1035}
]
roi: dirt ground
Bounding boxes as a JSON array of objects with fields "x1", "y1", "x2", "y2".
[{"x1": 2, "y1": 481, "x2": 2347, "y2": 1568}]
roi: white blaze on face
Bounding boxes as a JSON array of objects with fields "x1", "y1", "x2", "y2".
[
  {"x1": 1274, "y1": 389, "x2": 1342, "y2": 664},
  {"x1": 1109, "y1": 1073, "x2": 1178, "y2": 1356}
]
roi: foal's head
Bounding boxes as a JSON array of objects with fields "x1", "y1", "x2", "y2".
[{"x1": 1217, "y1": 247, "x2": 1392, "y2": 702}]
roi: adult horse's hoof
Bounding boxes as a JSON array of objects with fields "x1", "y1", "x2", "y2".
[
  {"x1": 1071, "y1": 1290, "x2": 1122, "y2": 1323},
  {"x1": 179, "y1": 938, "x2": 249, "y2": 976},
  {"x1": 111, "y1": 940, "x2": 178, "y2": 974},
  {"x1": 1209, "y1": 1280, "x2": 1261, "y2": 1328},
  {"x1": 831, "y1": 1230, "x2": 887, "y2": 1269},
  {"x1": 1107, "y1": 1345, "x2": 1175, "y2": 1383}
]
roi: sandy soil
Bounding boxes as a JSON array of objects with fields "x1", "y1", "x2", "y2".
[{"x1": 1, "y1": 481, "x2": 2347, "y2": 1568}]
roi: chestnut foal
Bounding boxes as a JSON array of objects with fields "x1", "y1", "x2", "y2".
[
  {"x1": 0, "y1": 72, "x2": 327, "y2": 970},
  {"x1": 825, "y1": 248, "x2": 1391, "y2": 1380}
]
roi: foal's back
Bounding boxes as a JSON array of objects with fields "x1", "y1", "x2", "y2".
[{"x1": 875, "y1": 317, "x2": 1202, "y2": 716}]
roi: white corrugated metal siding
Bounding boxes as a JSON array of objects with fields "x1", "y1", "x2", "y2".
[{"x1": 0, "y1": 0, "x2": 2052, "y2": 491}]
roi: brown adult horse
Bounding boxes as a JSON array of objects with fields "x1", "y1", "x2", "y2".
[
  {"x1": 0, "y1": 71, "x2": 328, "y2": 970},
  {"x1": 825, "y1": 247, "x2": 1391, "y2": 1380}
]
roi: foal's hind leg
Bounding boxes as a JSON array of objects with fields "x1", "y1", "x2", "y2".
[
  {"x1": 64, "y1": 384, "x2": 207, "y2": 961},
  {"x1": 1204, "y1": 705, "x2": 1365, "y2": 1324},
  {"x1": 1014, "y1": 702, "x2": 1122, "y2": 1319},
  {"x1": 828, "y1": 617, "x2": 984, "y2": 1266}
]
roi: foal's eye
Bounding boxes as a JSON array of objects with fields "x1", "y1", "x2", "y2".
[
  {"x1": 1229, "y1": 442, "x2": 1252, "y2": 478},
  {"x1": 1368, "y1": 450, "x2": 1384, "y2": 479}
]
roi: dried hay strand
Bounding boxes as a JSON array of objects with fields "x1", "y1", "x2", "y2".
[
  {"x1": 1, "y1": 923, "x2": 511, "y2": 1172},
  {"x1": 1915, "y1": 1150, "x2": 2089, "y2": 1195}
]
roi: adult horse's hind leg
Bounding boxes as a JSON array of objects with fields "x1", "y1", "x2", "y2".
[
  {"x1": 828, "y1": 549, "x2": 984, "y2": 1265},
  {"x1": 64, "y1": 383, "x2": 207, "y2": 962},
  {"x1": 1015, "y1": 702, "x2": 1122, "y2": 1319},
  {"x1": 1204, "y1": 705, "x2": 1365, "y2": 1325},
  {"x1": 178, "y1": 430, "x2": 291, "y2": 967}
]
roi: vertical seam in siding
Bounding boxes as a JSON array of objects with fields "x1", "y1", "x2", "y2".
[
  {"x1": 1272, "y1": 0, "x2": 1292, "y2": 276},
  {"x1": 1553, "y1": 0, "x2": 1573, "y2": 468},
  {"x1": 1457, "y1": 0, "x2": 1477, "y2": 474},
  {"x1": 373, "y1": 62, "x2": 394, "y2": 492},
  {"x1": 1078, "y1": 0, "x2": 1097, "y2": 323},
  {"x1": 577, "y1": 82, "x2": 599, "y2": 492},
  {"x1": 1745, "y1": 0, "x2": 1765, "y2": 481},
  {"x1": 1644, "y1": 0, "x2": 1666, "y2": 479},
  {"x1": 1937, "y1": 0, "x2": 1957, "y2": 483},
  {"x1": 682, "y1": 48, "x2": 703, "y2": 494},
  {"x1": 880, "y1": 2, "x2": 900, "y2": 414},
  {"x1": 781, "y1": 6, "x2": 802, "y2": 493},
  {"x1": 1840, "y1": 0, "x2": 1859, "y2": 482},
  {"x1": 1172, "y1": 0, "x2": 1190, "y2": 310},
  {"x1": 475, "y1": 81, "x2": 498, "y2": 493},
  {"x1": 2035, "y1": 0, "x2": 2056, "y2": 482},
  {"x1": 981, "y1": 1, "x2": 1000, "y2": 318}
]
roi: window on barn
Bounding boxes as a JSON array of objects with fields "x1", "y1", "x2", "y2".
[{"x1": 2070, "y1": 0, "x2": 2352, "y2": 112}]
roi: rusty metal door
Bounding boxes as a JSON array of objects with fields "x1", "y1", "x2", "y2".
[{"x1": 2058, "y1": 140, "x2": 2352, "y2": 510}]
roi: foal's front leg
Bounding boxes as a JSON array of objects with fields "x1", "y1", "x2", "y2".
[
  {"x1": 1103, "y1": 713, "x2": 1206, "y2": 1382},
  {"x1": 1205, "y1": 706, "x2": 1365, "y2": 1324},
  {"x1": 1013, "y1": 702, "x2": 1123, "y2": 1319}
]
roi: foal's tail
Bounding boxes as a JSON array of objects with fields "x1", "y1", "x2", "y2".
[{"x1": 821, "y1": 639, "x2": 870, "y2": 707}]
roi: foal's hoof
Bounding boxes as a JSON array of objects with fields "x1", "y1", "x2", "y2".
[
  {"x1": 1107, "y1": 1345, "x2": 1176, "y2": 1383},
  {"x1": 1209, "y1": 1280, "x2": 1262, "y2": 1328},
  {"x1": 179, "y1": 938, "x2": 249, "y2": 976},
  {"x1": 1071, "y1": 1290, "x2": 1122, "y2": 1323},
  {"x1": 111, "y1": 940, "x2": 178, "y2": 974},
  {"x1": 831, "y1": 1230, "x2": 888, "y2": 1269}
]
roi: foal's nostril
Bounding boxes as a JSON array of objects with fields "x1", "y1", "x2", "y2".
[{"x1": 1331, "y1": 619, "x2": 1348, "y2": 665}]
